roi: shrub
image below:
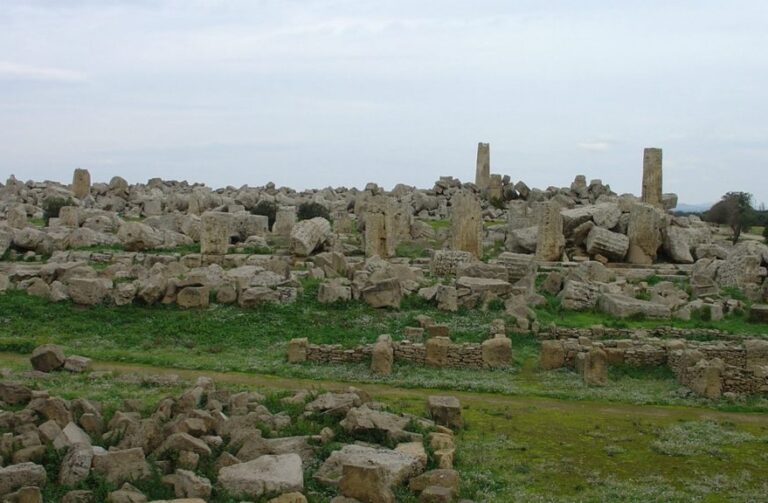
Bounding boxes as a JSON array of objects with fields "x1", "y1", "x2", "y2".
[
  {"x1": 297, "y1": 202, "x2": 331, "y2": 222},
  {"x1": 251, "y1": 200, "x2": 278, "y2": 230},
  {"x1": 489, "y1": 197, "x2": 506, "y2": 210},
  {"x1": 42, "y1": 196, "x2": 74, "y2": 224}
]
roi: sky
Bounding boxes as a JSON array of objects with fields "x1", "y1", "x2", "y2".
[{"x1": 1, "y1": 1, "x2": 767, "y2": 206}]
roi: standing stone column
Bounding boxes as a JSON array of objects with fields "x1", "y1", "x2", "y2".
[
  {"x1": 362, "y1": 194, "x2": 397, "y2": 258},
  {"x1": 475, "y1": 142, "x2": 490, "y2": 192},
  {"x1": 535, "y1": 201, "x2": 565, "y2": 261},
  {"x1": 488, "y1": 174, "x2": 503, "y2": 202},
  {"x1": 72, "y1": 168, "x2": 91, "y2": 199},
  {"x1": 641, "y1": 148, "x2": 663, "y2": 207},
  {"x1": 627, "y1": 202, "x2": 663, "y2": 265},
  {"x1": 450, "y1": 191, "x2": 483, "y2": 258},
  {"x1": 273, "y1": 206, "x2": 297, "y2": 236},
  {"x1": 200, "y1": 211, "x2": 233, "y2": 255}
]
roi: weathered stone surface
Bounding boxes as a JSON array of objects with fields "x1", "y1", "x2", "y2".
[
  {"x1": 627, "y1": 203, "x2": 664, "y2": 265},
  {"x1": 557, "y1": 280, "x2": 599, "y2": 311},
  {"x1": 176, "y1": 286, "x2": 210, "y2": 309},
  {"x1": 409, "y1": 469, "x2": 459, "y2": 494},
  {"x1": 456, "y1": 276, "x2": 511, "y2": 295},
  {"x1": 287, "y1": 338, "x2": 308, "y2": 363},
  {"x1": 218, "y1": 454, "x2": 303, "y2": 499},
  {"x1": 0, "y1": 463, "x2": 47, "y2": 496},
  {"x1": 361, "y1": 278, "x2": 401, "y2": 309},
  {"x1": 362, "y1": 196, "x2": 397, "y2": 258},
  {"x1": 92, "y1": 448, "x2": 151, "y2": 485},
  {"x1": 0, "y1": 381, "x2": 33, "y2": 405},
  {"x1": 273, "y1": 206, "x2": 297, "y2": 236},
  {"x1": 430, "y1": 250, "x2": 474, "y2": 277},
  {"x1": 481, "y1": 335, "x2": 511, "y2": 368},
  {"x1": 579, "y1": 348, "x2": 608, "y2": 386},
  {"x1": 268, "y1": 492, "x2": 307, "y2": 503},
  {"x1": 200, "y1": 212, "x2": 233, "y2": 255},
  {"x1": 339, "y1": 463, "x2": 394, "y2": 503},
  {"x1": 167, "y1": 469, "x2": 212, "y2": 499},
  {"x1": 506, "y1": 226, "x2": 538, "y2": 253},
  {"x1": 318, "y1": 280, "x2": 351, "y2": 304},
  {"x1": 748, "y1": 304, "x2": 768, "y2": 324},
  {"x1": 290, "y1": 217, "x2": 331, "y2": 256},
  {"x1": 641, "y1": 147, "x2": 663, "y2": 207},
  {"x1": 67, "y1": 277, "x2": 110, "y2": 306},
  {"x1": 475, "y1": 142, "x2": 490, "y2": 192},
  {"x1": 535, "y1": 201, "x2": 564, "y2": 261},
  {"x1": 435, "y1": 285, "x2": 458, "y2": 312},
  {"x1": 425, "y1": 336, "x2": 451, "y2": 368},
  {"x1": 72, "y1": 168, "x2": 91, "y2": 199},
  {"x1": 340, "y1": 405, "x2": 411, "y2": 441},
  {"x1": 598, "y1": 294, "x2": 671, "y2": 319},
  {"x1": 687, "y1": 358, "x2": 723, "y2": 399},
  {"x1": 59, "y1": 444, "x2": 94, "y2": 486},
  {"x1": 371, "y1": 335, "x2": 394, "y2": 376},
  {"x1": 30, "y1": 344, "x2": 66, "y2": 372},
  {"x1": 450, "y1": 191, "x2": 482, "y2": 258},
  {"x1": 586, "y1": 226, "x2": 629, "y2": 261},
  {"x1": 314, "y1": 444, "x2": 422, "y2": 486},
  {"x1": 540, "y1": 340, "x2": 565, "y2": 370},
  {"x1": 118, "y1": 222, "x2": 164, "y2": 251},
  {"x1": 61, "y1": 489, "x2": 95, "y2": 503},
  {"x1": 427, "y1": 396, "x2": 461, "y2": 430}
]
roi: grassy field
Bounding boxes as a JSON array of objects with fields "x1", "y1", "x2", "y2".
[
  {"x1": 1, "y1": 284, "x2": 767, "y2": 413},
  {"x1": 0, "y1": 355, "x2": 766, "y2": 502}
]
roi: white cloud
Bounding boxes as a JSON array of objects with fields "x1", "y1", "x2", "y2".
[
  {"x1": 577, "y1": 141, "x2": 614, "y2": 152},
  {"x1": 0, "y1": 61, "x2": 87, "y2": 82}
]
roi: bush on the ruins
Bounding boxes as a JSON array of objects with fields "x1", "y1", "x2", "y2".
[
  {"x1": 42, "y1": 196, "x2": 75, "y2": 225},
  {"x1": 490, "y1": 196, "x2": 506, "y2": 210},
  {"x1": 251, "y1": 200, "x2": 278, "y2": 230},
  {"x1": 703, "y1": 192, "x2": 755, "y2": 244},
  {"x1": 297, "y1": 201, "x2": 331, "y2": 222}
]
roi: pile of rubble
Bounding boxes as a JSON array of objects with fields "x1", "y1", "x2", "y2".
[{"x1": 0, "y1": 346, "x2": 468, "y2": 502}]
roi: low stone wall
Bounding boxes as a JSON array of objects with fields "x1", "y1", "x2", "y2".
[
  {"x1": 293, "y1": 336, "x2": 508, "y2": 370},
  {"x1": 543, "y1": 336, "x2": 768, "y2": 397},
  {"x1": 546, "y1": 325, "x2": 735, "y2": 341}
]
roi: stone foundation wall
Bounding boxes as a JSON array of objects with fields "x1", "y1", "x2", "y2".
[
  {"x1": 545, "y1": 325, "x2": 734, "y2": 341},
  {"x1": 545, "y1": 336, "x2": 768, "y2": 397},
  {"x1": 301, "y1": 339, "x2": 494, "y2": 370}
]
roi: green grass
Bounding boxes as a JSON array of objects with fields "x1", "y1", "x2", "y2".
[
  {"x1": 1, "y1": 288, "x2": 768, "y2": 412},
  {"x1": 395, "y1": 241, "x2": 431, "y2": 259},
  {"x1": 425, "y1": 219, "x2": 451, "y2": 231}
]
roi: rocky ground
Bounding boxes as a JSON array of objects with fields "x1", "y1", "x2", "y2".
[
  {"x1": 0, "y1": 345, "x2": 465, "y2": 502},
  {"x1": 1, "y1": 170, "x2": 767, "y2": 501}
]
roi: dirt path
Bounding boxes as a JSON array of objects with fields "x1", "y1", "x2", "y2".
[{"x1": 2, "y1": 352, "x2": 767, "y2": 425}]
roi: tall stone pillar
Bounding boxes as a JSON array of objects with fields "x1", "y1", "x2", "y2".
[
  {"x1": 362, "y1": 194, "x2": 397, "y2": 258},
  {"x1": 641, "y1": 148, "x2": 662, "y2": 207},
  {"x1": 535, "y1": 201, "x2": 565, "y2": 262},
  {"x1": 475, "y1": 142, "x2": 490, "y2": 192},
  {"x1": 488, "y1": 174, "x2": 503, "y2": 202},
  {"x1": 72, "y1": 168, "x2": 91, "y2": 199},
  {"x1": 450, "y1": 191, "x2": 483, "y2": 258}
]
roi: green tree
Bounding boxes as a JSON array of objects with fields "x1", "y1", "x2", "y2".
[{"x1": 704, "y1": 192, "x2": 754, "y2": 244}]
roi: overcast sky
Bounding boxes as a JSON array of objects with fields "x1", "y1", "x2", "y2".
[{"x1": 1, "y1": 1, "x2": 767, "y2": 206}]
